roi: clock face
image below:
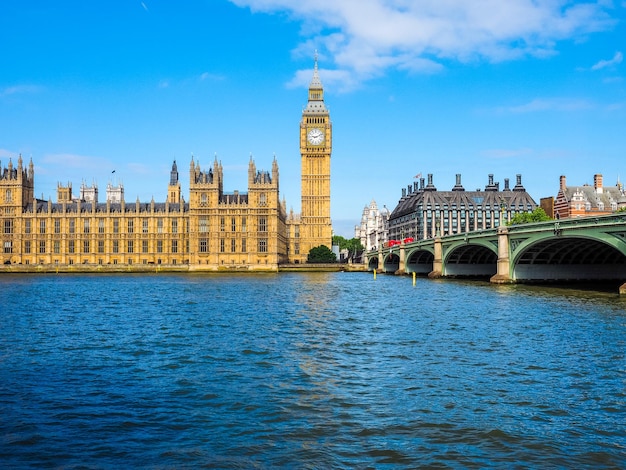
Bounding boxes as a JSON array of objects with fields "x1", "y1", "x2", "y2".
[{"x1": 307, "y1": 128, "x2": 324, "y2": 145}]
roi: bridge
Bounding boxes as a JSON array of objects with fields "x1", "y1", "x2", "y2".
[{"x1": 365, "y1": 213, "x2": 626, "y2": 294}]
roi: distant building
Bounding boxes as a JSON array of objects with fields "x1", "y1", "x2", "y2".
[
  {"x1": 388, "y1": 173, "x2": 537, "y2": 241},
  {"x1": 554, "y1": 174, "x2": 626, "y2": 219},
  {"x1": 540, "y1": 196, "x2": 555, "y2": 218},
  {"x1": 355, "y1": 200, "x2": 389, "y2": 251},
  {"x1": 79, "y1": 182, "x2": 98, "y2": 203},
  {"x1": 106, "y1": 182, "x2": 124, "y2": 204}
]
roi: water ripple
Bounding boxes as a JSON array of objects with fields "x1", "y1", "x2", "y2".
[{"x1": 0, "y1": 273, "x2": 625, "y2": 468}]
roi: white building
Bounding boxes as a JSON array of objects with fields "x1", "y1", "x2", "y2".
[
  {"x1": 106, "y1": 182, "x2": 124, "y2": 204},
  {"x1": 355, "y1": 199, "x2": 389, "y2": 251}
]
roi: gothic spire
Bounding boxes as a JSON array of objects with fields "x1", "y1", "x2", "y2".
[
  {"x1": 170, "y1": 160, "x2": 179, "y2": 185},
  {"x1": 309, "y1": 50, "x2": 323, "y2": 91},
  {"x1": 305, "y1": 51, "x2": 327, "y2": 113}
]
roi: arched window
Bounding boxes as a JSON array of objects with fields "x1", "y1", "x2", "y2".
[{"x1": 5, "y1": 189, "x2": 12, "y2": 202}]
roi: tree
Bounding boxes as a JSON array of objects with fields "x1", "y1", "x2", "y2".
[
  {"x1": 332, "y1": 236, "x2": 364, "y2": 262},
  {"x1": 507, "y1": 207, "x2": 551, "y2": 225},
  {"x1": 307, "y1": 245, "x2": 336, "y2": 263}
]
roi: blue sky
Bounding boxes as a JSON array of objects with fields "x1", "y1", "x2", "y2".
[{"x1": 1, "y1": 1, "x2": 625, "y2": 237}]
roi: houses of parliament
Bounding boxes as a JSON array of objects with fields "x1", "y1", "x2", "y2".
[{"x1": 0, "y1": 59, "x2": 332, "y2": 271}]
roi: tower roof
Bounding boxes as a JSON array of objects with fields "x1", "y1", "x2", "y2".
[
  {"x1": 304, "y1": 52, "x2": 328, "y2": 114},
  {"x1": 170, "y1": 159, "x2": 179, "y2": 185},
  {"x1": 309, "y1": 51, "x2": 323, "y2": 89}
]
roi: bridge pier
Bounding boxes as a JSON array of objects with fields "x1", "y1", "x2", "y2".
[
  {"x1": 428, "y1": 236, "x2": 443, "y2": 279},
  {"x1": 490, "y1": 225, "x2": 514, "y2": 284},
  {"x1": 395, "y1": 243, "x2": 406, "y2": 275}
]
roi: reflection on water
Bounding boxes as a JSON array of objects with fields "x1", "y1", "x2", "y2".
[{"x1": 0, "y1": 273, "x2": 625, "y2": 468}]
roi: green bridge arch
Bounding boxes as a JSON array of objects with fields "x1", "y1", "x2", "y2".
[
  {"x1": 509, "y1": 226, "x2": 626, "y2": 281},
  {"x1": 368, "y1": 213, "x2": 626, "y2": 292}
]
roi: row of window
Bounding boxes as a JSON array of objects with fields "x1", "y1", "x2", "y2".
[
  {"x1": 391, "y1": 215, "x2": 507, "y2": 239},
  {"x1": 392, "y1": 209, "x2": 516, "y2": 226},
  {"x1": 416, "y1": 204, "x2": 534, "y2": 211},
  {"x1": 199, "y1": 216, "x2": 267, "y2": 233},
  {"x1": 9, "y1": 218, "x2": 182, "y2": 235},
  {"x1": 5, "y1": 237, "x2": 272, "y2": 255},
  {"x1": 15, "y1": 239, "x2": 183, "y2": 255},
  {"x1": 19, "y1": 258, "x2": 179, "y2": 266},
  {"x1": 198, "y1": 238, "x2": 267, "y2": 253},
  {"x1": 573, "y1": 202, "x2": 617, "y2": 211},
  {"x1": 3, "y1": 216, "x2": 273, "y2": 235}
]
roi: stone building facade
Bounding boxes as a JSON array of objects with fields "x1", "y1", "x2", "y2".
[
  {"x1": 388, "y1": 173, "x2": 537, "y2": 241},
  {"x1": 0, "y1": 59, "x2": 331, "y2": 270},
  {"x1": 0, "y1": 155, "x2": 285, "y2": 269},
  {"x1": 355, "y1": 200, "x2": 390, "y2": 251}
]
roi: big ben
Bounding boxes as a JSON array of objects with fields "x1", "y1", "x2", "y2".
[{"x1": 298, "y1": 53, "x2": 332, "y2": 260}]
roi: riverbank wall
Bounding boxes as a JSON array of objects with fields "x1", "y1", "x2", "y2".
[{"x1": 0, "y1": 263, "x2": 368, "y2": 274}]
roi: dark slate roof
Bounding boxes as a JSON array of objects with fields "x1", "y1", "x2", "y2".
[
  {"x1": 25, "y1": 201, "x2": 189, "y2": 214},
  {"x1": 391, "y1": 188, "x2": 536, "y2": 220},
  {"x1": 560, "y1": 185, "x2": 626, "y2": 209},
  {"x1": 219, "y1": 193, "x2": 249, "y2": 204}
]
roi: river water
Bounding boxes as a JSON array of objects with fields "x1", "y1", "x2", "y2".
[{"x1": 0, "y1": 273, "x2": 625, "y2": 468}]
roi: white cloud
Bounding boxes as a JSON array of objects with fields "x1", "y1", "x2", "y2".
[
  {"x1": 504, "y1": 97, "x2": 594, "y2": 113},
  {"x1": 199, "y1": 72, "x2": 225, "y2": 82},
  {"x1": 591, "y1": 51, "x2": 623, "y2": 70},
  {"x1": 0, "y1": 84, "x2": 43, "y2": 97},
  {"x1": 230, "y1": 0, "x2": 616, "y2": 89},
  {"x1": 286, "y1": 67, "x2": 358, "y2": 92}
]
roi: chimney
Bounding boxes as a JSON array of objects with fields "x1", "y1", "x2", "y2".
[
  {"x1": 425, "y1": 174, "x2": 436, "y2": 191},
  {"x1": 594, "y1": 174, "x2": 603, "y2": 194},
  {"x1": 452, "y1": 173, "x2": 464, "y2": 191},
  {"x1": 485, "y1": 173, "x2": 498, "y2": 191},
  {"x1": 560, "y1": 175, "x2": 566, "y2": 191},
  {"x1": 504, "y1": 178, "x2": 510, "y2": 191}
]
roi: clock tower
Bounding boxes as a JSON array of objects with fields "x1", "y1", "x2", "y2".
[{"x1": 297, "y1": 53, "x2": 332, "y2": 261}]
